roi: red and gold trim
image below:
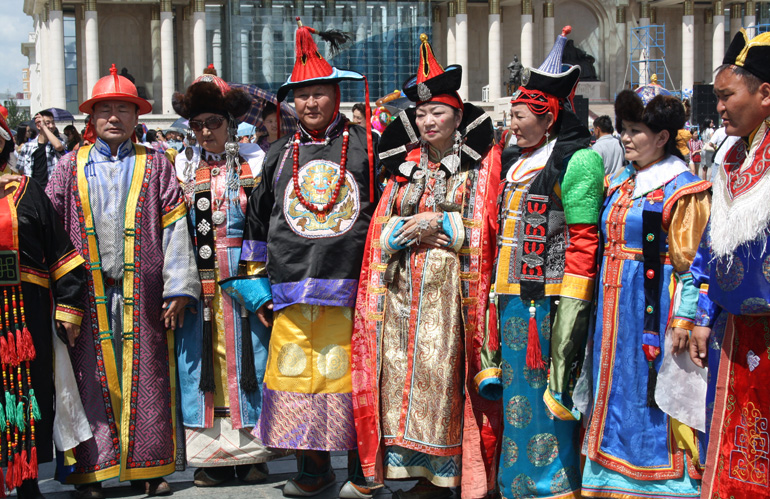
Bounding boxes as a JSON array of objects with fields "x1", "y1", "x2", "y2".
[
  {"x1": 54, "y1": 304, "x2": 84, "y2": 326},
  {"x1": 161, "y1": 202, "x2": 187, "y2": 228},
  {"x1": 560, "y1": 273, "x2": 594, "y2": 302},
  {"x1": 49, "y1": 249, "x2": 86, "y2": 282}
]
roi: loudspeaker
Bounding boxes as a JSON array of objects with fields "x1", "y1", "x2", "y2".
[
  {"x1": 573, "y1": 95, "x2": 589, "y2": 129},
  {"x1": 691, "y1": 84, "x2": 719, "y2": 128}
]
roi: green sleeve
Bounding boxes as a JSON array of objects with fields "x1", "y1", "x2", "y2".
[{"x1": 561, "y1": 148, "x2": 605, "y2": 225}]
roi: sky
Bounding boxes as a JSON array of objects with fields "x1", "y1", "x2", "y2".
[{"x1": 0, "y1": 0, "x2": 33, "y2": 96}]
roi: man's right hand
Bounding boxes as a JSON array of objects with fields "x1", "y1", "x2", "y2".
[
  {"x1": 257, "y1": 300, "x2": 274, "y2": 327},
  {"x1": 689, "y1": 326, "x2": 711, "y2": 368}
]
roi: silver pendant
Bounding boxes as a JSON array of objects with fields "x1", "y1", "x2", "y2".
[{"x1": 212, "y1": 210, "x2": 226, "y2": 225}]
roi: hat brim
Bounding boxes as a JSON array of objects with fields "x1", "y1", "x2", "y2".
[
  {"x1": 378, "y1": 101, "x2": 493, "y2": 176},
  {"x1": 403, "y1": 65, "x2": 462, "y2": 102},
  {"x1": 517, "y1": 65, "x2": 580, "y2": 100},
  {"x1": 79, "y1": 94, "x2": 153, "y2": 115},
  {"x1": 277, "y1": 67, "x2": 365, "y2": 103}
]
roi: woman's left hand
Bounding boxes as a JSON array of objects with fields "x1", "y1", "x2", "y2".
[
  {"x1": 669, "y1": 326, "x2": 690, "y2": 355},
  {"x1": 394, "y1": 212, "x2": 443, "y2": 246}
]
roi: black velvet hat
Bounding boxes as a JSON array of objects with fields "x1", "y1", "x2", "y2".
[{"x1": 723, "y1": 28, "x2": 770, "y2": 83}]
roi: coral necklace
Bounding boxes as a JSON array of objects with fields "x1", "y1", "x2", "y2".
[{"x1": 292, "y1": 124, "x2": 349, "y2": 214}]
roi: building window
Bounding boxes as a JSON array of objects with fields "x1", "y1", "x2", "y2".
[
  {"x1": 207, "y1": 0, "x2": 431, "y2": 102},
  {"x1": 63, "y1": 14, "x2": 78, "y2": 114}
]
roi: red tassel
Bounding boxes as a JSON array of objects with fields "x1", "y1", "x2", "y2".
[
  {"x1": 6, "y1": 458, "x2": 14, "y2": 493},
  {"x1": 27, "y1": 448, "x2": 37, "y2": 480},
  {"x1": 6, "y1": 332, "x2": 17, "y2": 367},
  {"x1": 525, "y1": 301, "x2": 545, "y2": 370},
  {"x1": 0, "y1": 336, "x2": 8, "y2": 365},
  {"x1": 19, "y1": 450, "x2": 27, "y2": 481},
  {"x1": 15, "y1": 330, "x2": 25, "y2": 363},
  {"x1": 14, "y1": 453, "x2": 22, "y2": 488},
  {"x1": 23, "y1": 327, "x2": 34, "y2": 362},
  {"x1": 0, "y1": 465, "x2": 5, "y2": 498}
]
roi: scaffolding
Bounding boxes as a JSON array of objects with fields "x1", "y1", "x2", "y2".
[{"x1": 628, "y1": 24, "x2": 675, "y2": 90}]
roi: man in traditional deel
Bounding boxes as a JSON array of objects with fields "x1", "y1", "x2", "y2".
[
  {"x1": 46, "y1": 64, "x2": 200, "y2": 499},
  {"x1": 239, "y1": 17, "x2": 379, "y2": 499},
  {"x1": 689, "y1": 29, "x2": 770, "y2": 499}
]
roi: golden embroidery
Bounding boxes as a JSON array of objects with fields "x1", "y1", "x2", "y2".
[{"x1": 729, "y1": 401, "x2": 770, "y2": 487}]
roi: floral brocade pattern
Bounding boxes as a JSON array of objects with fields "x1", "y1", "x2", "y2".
[
  {"x1": 550, "y1": 467, "x2": 580, "y2": 494},
  {"x1": 716, "y1": 256, "x2": 745, "y2": 292},
  {"x1": 527, "y1": 433, "x2": 559, "y2": 467},
  {"x1": 502, "y1": 436, "x2": 520, "y2": 468},
  {"x1": 764, "y1": 255, "x2": 770, "y2": 284},
  {"x1": 506, "y1": 396, "x2": 533, "y2": 429},
  {"x1": 504, "y1": 316, "x2": 529, "y2": 351},
  {"x1": 379, "y1": 162, "x2": 467, "y2": 460}
]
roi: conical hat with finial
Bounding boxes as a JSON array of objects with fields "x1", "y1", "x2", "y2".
[
  {"x1": 402, "y1": 33, "x2": 462, "y2": 107},
  {"x1": 515, "y1": 26, "x2": 580, "y2": 100},
  {"x1": 80, "y1": 64, "x2": 152, "y2": 115},
  {"x1": 277, "y1": 17, "x2": 364, "y2": 102}
]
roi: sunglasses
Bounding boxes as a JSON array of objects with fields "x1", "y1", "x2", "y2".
[{"x1": 189, "y1": 116, "x2": 226, "y2": 132}]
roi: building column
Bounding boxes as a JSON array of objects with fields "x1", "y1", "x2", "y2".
[
  {"x1": 704, "y1": 9, "x2": 713, "y2": 83},
  {"x1": 682, "y1": 0, "x2": 695, "y2": 92},
  {"x1": 48, "y1": 0, "x2": 66, "y2": 109},
  {"x1": 543, "y1": 2, "x2": 554, "y2": 64},
  {"x1": 730, "y1": 3, "x2": 742, "y2": 38},
  {"x1": 160, "y1": 0, "x2": 175, "y2": 114},
  {"x1": 150, "y1": 7, "x2": 162, "y2": 113},
  {"x1": 212, "y1": 28, "x2": 223, "y2": 73},
  {"x1": 713, "y1": 0, "x2": 725, "y2": 78},
  {"x1": 744, "y1": 0, "x2": 756, "y2": 37},
  {"x1": 192, "y1": 0, "x2": 207, "y2": 76},
  {"x1": 521, "y1": 0, "x2": 534, "y2": 68},
  {"x1": 262, "y1": 0, "x2": 275, "y2": 85},
  {"x1": 615, "y1": 6, "x2": 627, "y2": 94},
  {"x1": 84, "y1": 0, "x2": 100, "y2": 97},
  {"x1": 432, "y1": 6, "x2": 442, "y2": 65},
  {"x1": 181, "y1": 6, "x2": 192, "y2": 87},
  {"x1": 39, "y1": 10, "x2": 50, "y2": 108},
  {"x1": 446, "y1": 2, "x2": 456, "y2": 67},
  {"x1": 639, "y1": 2, "x2": 649, "y2": 85},
  {"x1": 456, "y1": 0, "x2": 468, "y2": 100},
  {"x1": 488, "y1": 0, "x2": 502, "y2": 100}
]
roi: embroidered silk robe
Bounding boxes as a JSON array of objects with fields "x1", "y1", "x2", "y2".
[{"x1": 46, "y1": 141, "x2": 200, "y2": 483}]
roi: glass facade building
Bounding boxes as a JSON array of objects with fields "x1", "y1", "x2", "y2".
[{"x1": 205, "y1": 0, "x2": 432, "y2": 102}]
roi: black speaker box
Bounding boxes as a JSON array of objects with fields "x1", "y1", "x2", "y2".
[
  {"x1": 573, "y1": 95, "x2": 589, "y2": 129},
  {"x1": 691, "y1": 84, "x2": 719, "y2": 128}
]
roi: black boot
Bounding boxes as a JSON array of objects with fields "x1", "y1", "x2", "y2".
[
  {"x1": 16, "y1": 478, "x2": 44, "y2": 499},
  {"x1": 283, "y1": 450, "x2": 336, "y2": 497},
  {"x1": 339, "y1": 451, "x2": 373, "y2": 498}
]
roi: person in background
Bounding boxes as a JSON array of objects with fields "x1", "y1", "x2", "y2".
[
  {"x1": 704, "y1": 124, "x2": 739, "y2": 182},
  {"x1": 256, "y1": 102, "x2": 279, "y2": 153},
  {"x1": 17, "y1": 111, "x2": 65, "y2": 188},
  {"x1": 688, "y1": 129, "x2": 704, "y2": 178},
  {"x1": 591, "y1": 114, "x2": 625, "y2": 177},
  {"x1": 351, "y1": 103, "x2": 366, "y2": 126},
  {"x1": 15, "y1": 124, "x2": 36, "y2": 152},
  {"x1": 63, "y1": 124, "x2": 83, "y2": 152}
]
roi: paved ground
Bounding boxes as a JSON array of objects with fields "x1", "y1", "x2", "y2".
[{"x1": 28, "y1": 453, "x2": 426, "y2": 499}]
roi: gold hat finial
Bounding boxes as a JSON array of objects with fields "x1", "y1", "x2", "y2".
[{"x1": 420, "y1": 33, "x2": 428, "y2": 43}]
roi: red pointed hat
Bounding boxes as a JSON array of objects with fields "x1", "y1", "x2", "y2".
[
  {"x1": 403, "y1": 34, "x2": 462, "y2": 109},
  {"x1": 277, "y1": 18, "x2": 364, "y2": 102},
  {"x1": 80, "y1": 64, "x2": 153, "y2": 115}
]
